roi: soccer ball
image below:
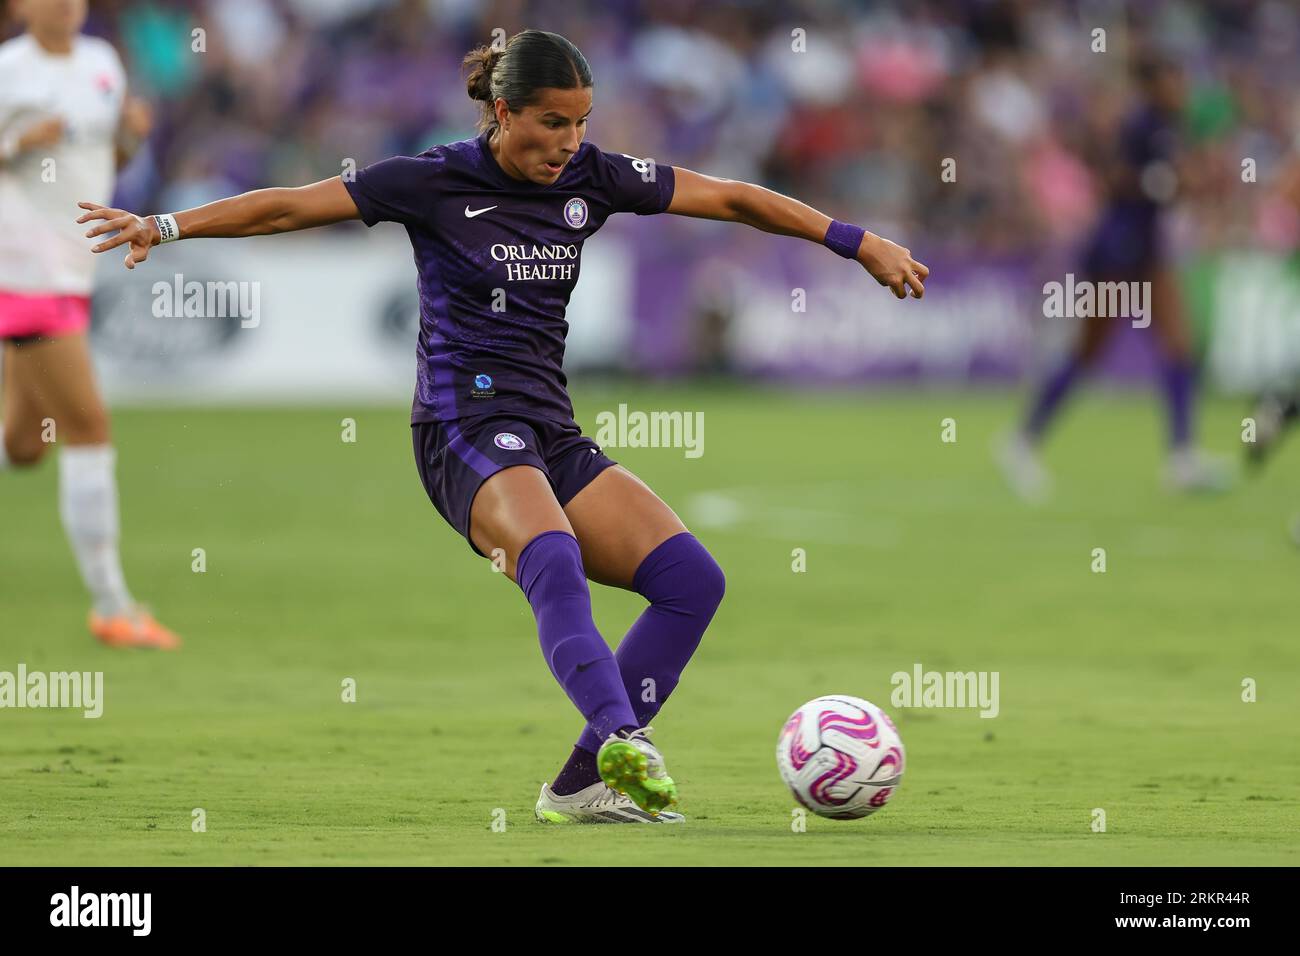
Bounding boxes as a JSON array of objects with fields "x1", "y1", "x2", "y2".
[{"x1": 776, "y1": 695, "x2": 905, "y2": 820}]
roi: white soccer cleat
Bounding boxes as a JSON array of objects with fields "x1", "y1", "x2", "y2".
[
  {"x1": 995, "y1": 431, "x2": 1051, "y2": 503},
  {"x1": 533, "y1": 781, "x2": 684, "y2": 824},
  {"x1": 1164, "y1": 447, "x2": 1233, "y2": 493}
]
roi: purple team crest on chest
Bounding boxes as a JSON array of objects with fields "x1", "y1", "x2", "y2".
[{"x1": 563, "y1": 198, "x2": 588, "y2": 229}]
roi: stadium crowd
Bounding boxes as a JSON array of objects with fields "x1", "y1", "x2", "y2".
[{"x1": 5, "y1": 0, "x2": 1300, "y2": 263}]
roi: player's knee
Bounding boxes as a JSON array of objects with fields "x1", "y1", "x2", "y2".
[
  {"x1": 516, "y1": 530, "x2": 589, "y2": 600},
  {"x1": 651, "y1": 534, "x2": 725, "y2": 615},
  {"x1": 3, "y1": 429, "x2": 49, "y2": 467},
  {"x1": 1076, "y1": 335, "x2": 1105, "y2": 365},
  {"x1": 59, "y1": 407, "x2": 111, "y2": 445},
  {"x1": 690, "y1": 546, "x2": 727, "y2": 614},
  {"x1": 1159, "y1": 339, "x2": 1193, "y2": 364}
]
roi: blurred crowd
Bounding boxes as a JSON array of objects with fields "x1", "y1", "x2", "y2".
[{"x1": 6, "y1": 0, "x2": 1300, "y2": 262}]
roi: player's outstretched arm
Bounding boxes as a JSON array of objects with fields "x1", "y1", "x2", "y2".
[
  {"x1": 76, "y1": 176, "x2": 361, "y2": 270},
  {"x1": 666, "y1": 166, "x2": 927, "y2": 299}
]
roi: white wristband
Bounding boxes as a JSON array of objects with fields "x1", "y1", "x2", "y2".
[{"x1": 153, "y1": 213, "x2": 180, "y2": 243}]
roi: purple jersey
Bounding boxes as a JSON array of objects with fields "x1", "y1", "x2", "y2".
[
  {"x1": 1083, "y1": 106, "x2": 1178, "y2": 274},
  {"x1": 344, "y1": 130, "x2": 676, "y2": 424}
]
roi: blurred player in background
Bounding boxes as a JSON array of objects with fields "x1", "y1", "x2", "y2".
[
  {"x1": 1245, "y1": 152, "x2": 1300, "y2": 471},
  {"x1": 0, "y1": 0, "x2": 177, "y2": 648},
  {"x1": 999, "y1": 53, "x2": 1230, "y2": 499},
  {"x1": 1244, "y1": 150, "x2": 1300, "y2": 543},
  {"x1": 75, "y1": 29, "x2": 926, "y2": 820}
]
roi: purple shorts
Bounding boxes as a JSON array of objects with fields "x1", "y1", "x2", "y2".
[{"x1": 412, "y1": 413, "x2": 618, "y2": 556}]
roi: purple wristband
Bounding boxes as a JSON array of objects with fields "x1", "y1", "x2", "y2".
[{"x1": 824, "y1": 219, "x2": 865, "y2": 259}]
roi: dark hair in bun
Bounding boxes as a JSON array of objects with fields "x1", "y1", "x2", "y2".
[{"x1": 463, "y1": 30, "x2": 592, "y2": 133}]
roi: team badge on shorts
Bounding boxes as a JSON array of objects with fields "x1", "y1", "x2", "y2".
[
  {"x1": 494, "y1": 432, "x2": 526, "y2": 451},
  {"x1": 563, "y1": 198, "x2": 588, "y2": 229}
]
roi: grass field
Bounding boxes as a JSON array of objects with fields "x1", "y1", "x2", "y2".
[{"x1": 2, "y1": 384, "x2": 1297, "y2": 866}]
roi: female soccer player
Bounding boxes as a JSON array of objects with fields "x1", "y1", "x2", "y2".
[
  {"x1": 0, "y1": 0, "x2": 177, "y2": 648},
  {"x1": 77, "y1": 29, "x2": 927, "y2": 821}
]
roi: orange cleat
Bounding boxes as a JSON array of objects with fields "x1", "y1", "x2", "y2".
[{"x1": 89, "y1": 607, "x2": 182, "y2": 650}]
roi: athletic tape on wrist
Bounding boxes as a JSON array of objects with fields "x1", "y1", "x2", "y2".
[
  {"x1": 153, "y1": 214, "x2": 180, "y2": 243},
  {"x1": 824, "y1": 219, "x2": 866, "y2": 259}
]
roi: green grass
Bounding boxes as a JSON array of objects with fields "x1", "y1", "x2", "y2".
[{"x1": 2, "y1": 384, "x2": 1297, "y2": 865}]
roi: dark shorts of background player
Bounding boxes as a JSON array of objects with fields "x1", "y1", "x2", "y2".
[
  {"x1": 1081, "y1": 220, "x2": 1164, "y2": 279},
  {"x1": 412, "y1": 413, "x2": 619, "y2": 557}
]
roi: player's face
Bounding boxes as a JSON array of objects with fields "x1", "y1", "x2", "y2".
[
  {"x1": 502, "y1": 86, "x2": 592, "y2": 185},
  {"x1": 16, "y1": 0, "x2": 88, "y2": 37}
]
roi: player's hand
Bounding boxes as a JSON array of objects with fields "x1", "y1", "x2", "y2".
[
  {"x1": 17, "y1": 116, "x2": 64, "y2": 152},
  {"x1": 76, "y1": 202, "x2": 160, "y2": 270},
  {"x1": 858, "y1": 232, "x2": 928, "y2": 300}
]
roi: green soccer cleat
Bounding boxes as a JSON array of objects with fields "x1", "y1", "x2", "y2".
[{"x1": 596, "y1": 726, "x2": 678, "y2": 815}]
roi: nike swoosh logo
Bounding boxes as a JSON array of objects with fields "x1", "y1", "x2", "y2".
[{"x1": 464, "y1": 205, "x2": 498, "y2": 218}]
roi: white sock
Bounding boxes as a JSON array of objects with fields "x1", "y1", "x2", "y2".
[
  {"x1": 59, "y1": 444, "x2": 134, "y2": 616},
  {"x1": 0, "y1": 422, "x2": 9, "y2": 471}
]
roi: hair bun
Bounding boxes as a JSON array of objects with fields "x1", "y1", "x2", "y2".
[{"x1": 464, "y1": 45, "x2": 500, "y2": 103}]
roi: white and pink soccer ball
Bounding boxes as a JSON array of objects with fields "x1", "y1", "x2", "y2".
[{"x1": 776, "y1": 695, "x2": 905, "y2": 820}]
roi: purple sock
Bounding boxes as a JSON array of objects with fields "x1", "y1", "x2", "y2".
[
  {"x1": 1160, "y1": 360, "x2": 1194, "y2": 448},
  {"x1": 573, "y1": 533, "x2": 726, "y2": 756},
  {"x1": 551, "y1": 746, "x2": 601, "y2": 796},
  {"x1": 1024, "y1": 355, "x2": 1086, "y2": 442},
  {"x1": 516, "y1": 531, "x2": 638, "y2": 744},
  {"x1": 552, "y1": 723, "x2": 641, "y2": 795}
]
